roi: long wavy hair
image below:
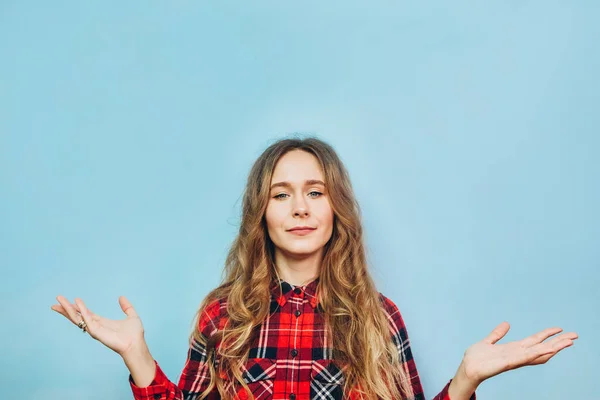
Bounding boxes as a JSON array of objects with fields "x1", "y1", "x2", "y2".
[{"x1": 189, "y1": 136, "x2": 414, "y2": 399}]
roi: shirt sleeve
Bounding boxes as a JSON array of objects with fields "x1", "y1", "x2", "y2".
[
  {"x1": 379, "y1": 294, "x2": 476, "y2": 400},
  {"x1": 128, "y1": 298, "x2": 223, "y2": 400}
]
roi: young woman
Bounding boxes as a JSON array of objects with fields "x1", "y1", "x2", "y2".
[{"x1": 52, "y1": 137, "x2": 578, "y2": 400}]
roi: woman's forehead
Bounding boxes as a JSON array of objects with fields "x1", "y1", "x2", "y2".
[{"x1": 271, "y1": 151, "x2": 324, "y2": 181}]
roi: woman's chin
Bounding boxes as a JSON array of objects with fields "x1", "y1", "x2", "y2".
[{"x1": 282, "y1": 245, "x2": 321, "y2": 257}]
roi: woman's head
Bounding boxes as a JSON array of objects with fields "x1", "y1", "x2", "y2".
[
  {"x1": 240, "y1": 136, "x2": 361, "y2": 275},
  {"x1": 192, "y1": 135, "x2": 414, "y2": 400},
  {"x1": 265, "y1": 149, "x2": 334, "y2": 265}
]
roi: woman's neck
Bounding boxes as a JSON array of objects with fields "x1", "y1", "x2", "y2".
[{"x1": 274, "y1": 248, "x2": 323, "y2": 286}]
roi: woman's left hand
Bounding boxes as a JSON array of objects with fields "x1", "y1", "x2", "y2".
[{"x1": 459, "y1": 322, "x2": 578, "y2": 387}]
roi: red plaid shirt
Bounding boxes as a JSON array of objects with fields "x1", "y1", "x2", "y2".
[{"x1": 129, "y1": 277, "x2": 476, "y2": 400}]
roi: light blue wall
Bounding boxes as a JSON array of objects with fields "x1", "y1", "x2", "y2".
[{"x1": 1, "y1": 2, "x2": 598, "y2": 399}]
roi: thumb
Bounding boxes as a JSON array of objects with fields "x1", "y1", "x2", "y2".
[
  {"x1": 483, "y1": 321, "x2": 510, "y2": 345},
  {"x1": 119, "y1": 296, "x2": 138, "y2": 318}
]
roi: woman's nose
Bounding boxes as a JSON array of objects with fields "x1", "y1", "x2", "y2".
[
  {"x1": 293, "y1": 199, "x2": 309, "y2": 216},
  {"x1": 294, "y1": 208, "x2": 309, "y2": 216}
]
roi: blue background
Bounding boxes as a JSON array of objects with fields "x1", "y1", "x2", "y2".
[{"x1": 1, "y1": 1, "x2": 598, "y2": 399}]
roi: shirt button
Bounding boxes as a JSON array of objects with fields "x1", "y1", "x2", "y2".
[
  {"x1": 291, "y1": 349, "x2": 298, "y2": 357},
  {"x1": 293, "y1": 287, "x2": 302, "y2": 295},
  {"x1": 290, "y1": 394, "x2": 296, "y2": 400},
  {"x1": 153, "y1": 395, "x2": 161, "y2": 400},
  {"x1": 294, "y1": 309, "x2": 301, "y2": 317}
]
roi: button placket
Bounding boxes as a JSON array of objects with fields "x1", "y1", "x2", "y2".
[{"x1": 291, "y1": 286, "x2": 305, "y2": 399}]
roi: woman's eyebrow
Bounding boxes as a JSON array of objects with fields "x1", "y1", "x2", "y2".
[{"x1": 270, "y1": 179, "x2": 325, "y2": 190}]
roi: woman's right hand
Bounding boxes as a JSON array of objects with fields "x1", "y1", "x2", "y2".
[{"x1": 51, "y1": 295, "x2": 146, "y2": 358}]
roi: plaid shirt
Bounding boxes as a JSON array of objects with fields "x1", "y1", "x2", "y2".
[{"x1": 129, "y1": 277, "x2": 476, "y2": 400}]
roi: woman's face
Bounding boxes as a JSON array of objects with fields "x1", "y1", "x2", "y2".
[{"x1": 265, "y1": 150, "x2": 334, "y2": 259}]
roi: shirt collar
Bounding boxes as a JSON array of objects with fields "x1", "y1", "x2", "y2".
[{"x1": 270, "y1": 276, "x2": 320, "y2": 309}]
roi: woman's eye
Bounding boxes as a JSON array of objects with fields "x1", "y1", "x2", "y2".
[{"x1": 273, "y1": 192, "x2": 322, "y2": 199}]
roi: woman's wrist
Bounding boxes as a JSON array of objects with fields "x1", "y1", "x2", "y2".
[
  {"x1": 448, "y1": 360, "x2": 479, "y2": 400},
  {"x1": 122, "y1": 341, "x2": 156, "y2": 388}
]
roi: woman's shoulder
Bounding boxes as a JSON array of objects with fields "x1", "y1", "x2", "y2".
[
  {"x1": 377, "y1": 292, "x2": 408, "y2": 333},
  {"x1": 377, "y1": 291, "x2": 399, "y2": 310}
]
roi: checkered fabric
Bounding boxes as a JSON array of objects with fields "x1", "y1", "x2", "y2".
[{"x1": 129, "y1": 277, "x2": 476, "y2": 400}]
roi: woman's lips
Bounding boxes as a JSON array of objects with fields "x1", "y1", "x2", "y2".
[{"x1": 288, "y1": 228, "x2": 316, "y2": 236}]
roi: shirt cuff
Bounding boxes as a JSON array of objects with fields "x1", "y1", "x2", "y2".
[
  {"x1": 440, "y1": 378, "x2": 477, "y2": 400},
  {"x1": 129, "y1": 359, "x2": 172, "y2": 400}
]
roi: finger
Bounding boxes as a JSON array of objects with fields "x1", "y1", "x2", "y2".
[
  {"x1": 528, "y1": 352, "x2": 553, "y2": 366},
  {"x1": 119, "y1": 296, "x2": 138, "y2": 318},
  {"x1": 545, "y1": 335, "x2": 577, "y2": 353},
  {"x1": 554, "y1": 338, "x2": 576, "y2": 350},
  {"x1": 74, "y1": 298, "x2": 94, "y2": 335},
  {"x1": 521, "y1": 327, "x2": 563, "y2": 347},
  {"x1": 529, "y1": 337, "x2": 575, "y2": 362},
  {"x1": 52, "y1": 302, "x2": 81, "y2": 312},
  {"x1": 56, "y1": 296, "x2": 83, "y2": 326},
  {"x1": 53, "y1": 302, "x2": 120, "y2": 331},
  {"x1": 483, "y1": 321, "x2": 510, "y2": 345},
  {"x1": 529, "y1": 339, "x2": 575, "y2": 365},
  {"x1": 51, "y1": 304, "x2": 70, "y2": 319},
  {"x1": 545, "y1": 332, "x2": 579, "y2": 347},
  {"x1": 522, "y1": 334, "x2": 574, "y2": 364},
  {"x1": 52, "y1": 302, "x2": 91, "y2": 321},
  {"x1": 74, "y1": 298, "x2": 90, "y2": 319}
]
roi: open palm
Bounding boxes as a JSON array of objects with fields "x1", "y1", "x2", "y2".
[
  {"x1": 51, "y1": 295, "x2": 145, "y2": 357},
  {"x1": 461, "y1": 321, "x2": 578, "y2": 385}
]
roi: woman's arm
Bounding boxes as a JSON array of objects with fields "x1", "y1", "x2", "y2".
[
  {"x1": 382, "y1": 293, "x2": 578, "y2": 399},
  {"x1": 127, "y1": 299, "x2": 223, "y2": 400},
  {"x1": 123, "y1": 340, "x2": 157, "y2": 388},
  {"x1": 379, "y1": 293, "x2": 476, "y2": 400},
  {"x1": 446, "y1": 360, "x2": 479, "y2": 400}
]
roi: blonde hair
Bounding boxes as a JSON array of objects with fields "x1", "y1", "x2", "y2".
[{"x1": 190, "y1": 136, "x2": 414, "y2": 399}]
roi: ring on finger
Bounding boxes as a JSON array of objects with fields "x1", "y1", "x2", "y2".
[{"x1": 76, "y1": 312, "x2": 88, "y2": 333}]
